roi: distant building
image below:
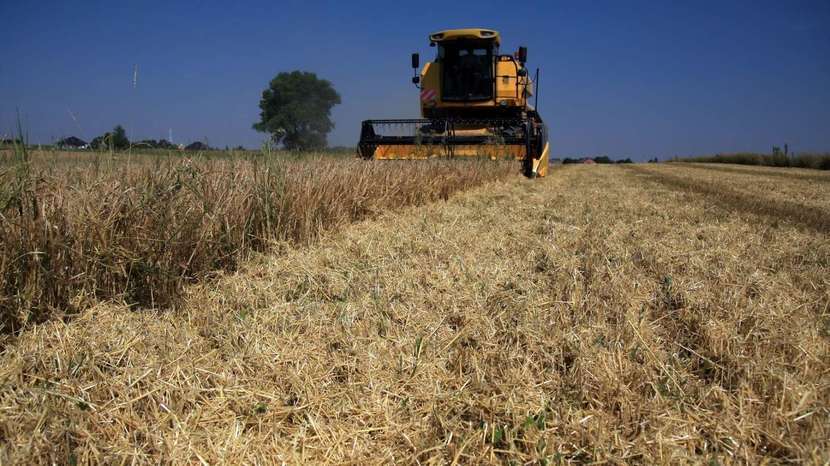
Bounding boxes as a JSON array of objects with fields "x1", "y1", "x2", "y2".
[
  {"x1": 582, "y1": 158, "x2": 596, "y2": 164},
  {"x1": 57, "y1": 136, "x2": 88, "y2": 149},
  {"x1": 184, "y1": 141, "x2": 210, "y2": 151}
]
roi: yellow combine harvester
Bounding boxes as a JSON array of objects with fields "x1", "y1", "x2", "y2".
[{"x1": 358, "y1": 28, "x2": 550, "y2": 178}]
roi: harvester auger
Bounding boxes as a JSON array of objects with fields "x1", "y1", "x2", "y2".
[{"x1": 358, "y1": 28, "x2": 550, "y2": 178}]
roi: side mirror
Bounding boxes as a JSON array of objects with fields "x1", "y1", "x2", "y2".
[
  {"x1": 517, "y1": 68, "x2": 527, "y2": 77},
  {"x1": 517, "y1": 46, "x2": 527, "y2": 64},
  {"x1": 411, "y1": 53, "x2": 420, "y2": 69},
  {"x1": 412, "y1": 76, "x2": 420, "y2": 84}
]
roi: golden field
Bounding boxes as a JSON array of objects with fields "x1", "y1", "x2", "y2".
[{"x1": 0, "y1": 158, "x2": 828, "y2": 464}]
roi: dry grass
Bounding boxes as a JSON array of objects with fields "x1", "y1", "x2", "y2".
[
  {"x1": 0, "y1": 150, "x2": 516, "y2": 335},
  {"x1": 0, "y1": 163, "x2": 828, "y2": 464}
]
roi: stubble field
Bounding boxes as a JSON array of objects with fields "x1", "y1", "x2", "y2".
[{"x1": 1, "y1": 158, "x2": 828, "y2": 464}]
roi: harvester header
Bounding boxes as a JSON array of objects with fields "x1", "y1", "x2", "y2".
[{"x1": 358, "y1": 28, "x2": 550, "y2": 177}]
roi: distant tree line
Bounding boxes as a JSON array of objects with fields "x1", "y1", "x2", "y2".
[
  {"x1": 562, "y1": 156, "x2": 635, "y2": 164},
  {"x1": 132, "y1": 139, "x2": 178, "y2": 150},
  {"x1": 0, "y1": 138, "x2": 23, "y2": 146},
  {"x1": 53, "y1": 125, "x2": 222, "y2": 152},
  {"x1": 18, "y1": 70, "x2": 343, "y2": 154}
]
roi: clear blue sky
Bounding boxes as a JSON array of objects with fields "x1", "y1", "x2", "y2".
[{"x1": 2, "y1": 0, "x2": 828, "y2": 159}]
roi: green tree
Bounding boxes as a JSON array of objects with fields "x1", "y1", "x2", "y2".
[
  {"x1": 111, "y1": 125, "x2": 129, "y2": 149},
  {"x1": 90, "y1": 125, "x2": 130, "y2": 151},
  {"x1": 253, "y1": 71, "x2": 341, "y2": 151}
]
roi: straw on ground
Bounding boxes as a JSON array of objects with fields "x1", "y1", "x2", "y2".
[{"x1": 0, "y1": 162, "x2": 828, "y2": 464}]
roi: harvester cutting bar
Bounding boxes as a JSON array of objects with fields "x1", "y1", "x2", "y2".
[{"x1": 358, "y1": 118, "x2": 536, "y2": 157}]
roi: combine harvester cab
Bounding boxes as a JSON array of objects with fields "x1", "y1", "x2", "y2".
[{"x1": 358, "y1": 28, "x2": 550, "y2": 178}]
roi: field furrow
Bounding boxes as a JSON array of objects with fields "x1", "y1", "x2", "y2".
[
  {"x1": 680, "y1": 163, "x2": 830, "y2": 184},
  {"x1": 626, "y1": 164, "x2": 830, "y2": 232}
]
